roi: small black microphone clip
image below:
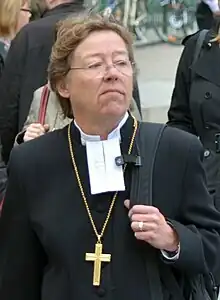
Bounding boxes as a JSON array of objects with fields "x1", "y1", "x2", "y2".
[{"x1": 115, "y1": 154, "x2": 142, "y2": 167}]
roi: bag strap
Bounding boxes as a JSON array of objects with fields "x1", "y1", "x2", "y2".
[
  {"x1": 190, "y1": 29, "x2": 208, "y2": 82},
  {"x1": 130, "y1": 122, "x2": 166, "y2": 206},
  {"x1": 38, "y1": 85, "x2": 50, "y2": 124},
  {"x1": 130, "y1": 122, "x2": 166, "y2": 300}
]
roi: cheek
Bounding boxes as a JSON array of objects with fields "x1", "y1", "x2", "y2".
[
  {"x1": 18, "y1": 15, "x2": 27, "y2": 29},
  {"x1": 77, "y1": 78, "x2": 100, "y2": 99},
  {"x1": 125, "y1": 78, "x2": 133, "y2": 98},
  {"x1": 68, "y1": 77, "x2": 99, "y2": 106}
]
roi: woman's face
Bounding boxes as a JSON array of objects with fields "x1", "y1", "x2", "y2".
[
  {"x1": 59, "y1": 30, "x2": 134, "y2": 123},
  {"x1": 17, "y1": 1, "x2": 31, "y2": 33}
]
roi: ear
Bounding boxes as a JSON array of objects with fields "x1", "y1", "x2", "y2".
[{"x1": 56, "y1": 79, "x2": 70, "y2": 99}]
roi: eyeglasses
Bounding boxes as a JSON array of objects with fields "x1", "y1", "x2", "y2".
[
  {"x1": 20, "y1": 8, "x2": 32, "y2": 15},
  {"x1": 69, "y1": 60, "x2": 135, "y2": 78}
]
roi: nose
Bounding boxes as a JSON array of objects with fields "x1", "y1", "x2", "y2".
[{"x1": 103, "y1": 65, "x2": 120, "y2": 81}]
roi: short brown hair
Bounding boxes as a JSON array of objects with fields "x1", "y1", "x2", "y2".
[
  {"x1": 0, "y1": 0, "x2": 28, "y2": 38},
  {"x1": 48, "y1": 13, "x2": 135, "y2": 118}
]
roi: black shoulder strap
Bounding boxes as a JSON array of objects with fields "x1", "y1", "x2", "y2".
[
  {"x1": 130, "y1": 122, "x2": 166, "y2": 206},
  {"x1": 191, "y1": 29, "x2": 208, "y2": 82},
  {"x1": 130, "y1": 122, "x2": 166, "y2": 300}
]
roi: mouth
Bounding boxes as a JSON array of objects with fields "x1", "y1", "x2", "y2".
[{"x1": 101, "y1": 89, "x2": 125, "y2": 95}]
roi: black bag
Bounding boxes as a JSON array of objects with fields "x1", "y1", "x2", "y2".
[{"x1": 130, "y1": 122, "x2": 218, "y2": 300}]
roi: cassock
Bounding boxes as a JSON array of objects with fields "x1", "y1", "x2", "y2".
[{"x1": 0, "y1": 114, "x2": 220, "y2": 300}]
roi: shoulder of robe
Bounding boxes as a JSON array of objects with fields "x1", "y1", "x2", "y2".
[
  {"x1": 182, "y1": 29, "x2": 214, "y2": 47},
  {"x1": 182, "y1": 32, "x2": 199, "y2": 46},
  {"x1": 162, "y1": 126, "x2": 200, "y2": 151}
]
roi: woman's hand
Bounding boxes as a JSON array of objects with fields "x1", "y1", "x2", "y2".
[
  {"x1": 124, "y1": 200, "x2": 179, "y2": 252},
  {"x1": 23, "y1": 123, "x2": 50, "y2": 142}
]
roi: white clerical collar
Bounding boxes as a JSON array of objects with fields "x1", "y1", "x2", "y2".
[
  {"x1": 74, "y1": 112, "x2": 129, "y2": 145},
  {"x1": 74, "y1": 112, "x2": 129, "y2": 195}
]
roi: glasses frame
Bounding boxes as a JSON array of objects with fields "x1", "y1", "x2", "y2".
[
  {"x1": 68, "y1": 61, "x2": 136, "y2": 78},
  {"x1": 20, "y1": 8, "x2": 32, "y2": 15}
]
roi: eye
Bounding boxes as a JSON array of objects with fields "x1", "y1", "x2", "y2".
[
  {"x1": 114, "y1": 60, "x2": 129, "y2": 66},
  {"x1": 88, "y1": 62, "x2": 102, "y2": 69}
]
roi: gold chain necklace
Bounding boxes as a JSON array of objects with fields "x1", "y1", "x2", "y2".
[{"x1": 67, "y1": 116, "x2": 138, "y2": 286}]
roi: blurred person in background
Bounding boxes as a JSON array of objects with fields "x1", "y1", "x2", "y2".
[
  {"x1": 0, "y1": 0, "x2": 31, "y2": 207},
  {"x1": 196, "y1": 0, "x2": 220, "y2": 29},
  {"x1": 0, "y1": 0, "x2": 31, "y2": 76},
  {"x1": 167, "y1": 19, "x2": 220, "y2": 287},
  {"x1": 0, "y1": 0, "x2": 85, "y2": 165}
]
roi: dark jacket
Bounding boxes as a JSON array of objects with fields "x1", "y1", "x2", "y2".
[
  {"x1": 167, "y1": 29, "x2": 220, "y2": 206},
  {"x1": 0, "y1": 117, "x2": 220, "y2": 299},
  {"x1": 0, "y1": 2, "x2": 85, "y2": 164}
]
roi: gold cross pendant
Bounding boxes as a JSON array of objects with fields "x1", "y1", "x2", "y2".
[{"x1": 85, "y1": 243, "x2": 111, "y2": 286}]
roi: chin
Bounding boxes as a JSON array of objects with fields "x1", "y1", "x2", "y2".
[{"x1": 102, "y1": 105, "x2": 127, "y2": 119}]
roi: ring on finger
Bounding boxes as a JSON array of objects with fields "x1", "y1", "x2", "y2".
[{"x1": 138, "y1": 221, "x2": 144, "y2": 231}]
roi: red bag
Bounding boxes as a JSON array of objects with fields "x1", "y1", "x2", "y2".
[{"x1": 38, "y1": 84, "x2": 50, "y2": 124}]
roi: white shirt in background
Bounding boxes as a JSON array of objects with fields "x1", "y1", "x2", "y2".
[{"x1": 203, "y1": 0, "x2": 219, "y2": 12}]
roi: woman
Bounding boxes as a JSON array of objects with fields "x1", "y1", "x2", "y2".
[
  {"x1": 0, "y1": 13, "x2": 220, "y2": 300},
  {"x1": 167, "y1": 27, "x2": 220, "y2": 210},
  {"x1": 0, "y1": 0, "x2": 31, "y2": 76}
]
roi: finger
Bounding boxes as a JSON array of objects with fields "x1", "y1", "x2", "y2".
[
  {"x1": 130, "y1": 205, "x2": 160, "y2": 216},
  {"x1": 44, "y1": 124, "x2": 50, "y2": 132},
  {"x1": 24, "y1": 134, "x2": 36, "y2": 142},
  {"x1": 29, "y1": 126, "x2": 46, "y2": 135},
  {"x1": 27, "y1": 127, "x2": 44, "y2": 135},
  {"x1": 135, "y1": 231, "x2": 155, "y2": 242},
  {"x1": 24, "y1": 136, "x2": 32, "y2": 142},
  {"x1": 131, "y1": 221, "x2": 157, "y2": 233},
  {"x1": 131, "y1": 213, "x2": 160, "y2": 223},
  {"x1": 124, "y1": 200, "x2": 130, "y2": 210},
  {"x1": 25, "y1": 133, "x2": 40, "y2": 140},
  {"x1": 26, "y1": 130, "x2": 45, "y2": 139},
  {"x1": 30, "y1": 124, "x2": 46, "y2": 133},
  {"x1": 30, "y1": 123, "x2": 45, "y2": 130}
]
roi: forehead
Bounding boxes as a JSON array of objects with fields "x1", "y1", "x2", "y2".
[{"x1": 73, "y1": 30, "x2": 129, "y2": 60}]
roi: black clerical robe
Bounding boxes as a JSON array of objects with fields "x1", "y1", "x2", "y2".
[{"x1": 0, "y1": 116, "x2": 220, "y2": 300}]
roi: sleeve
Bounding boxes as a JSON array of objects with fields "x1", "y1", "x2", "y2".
[
  {"x1": 161, "y1": 246, "x2": 180, "y2": 261},
  {"x1": 14, "y1": 90, "x2": 41, "y2": 146},
  {"x1": 0, "y1": 148, "x2": 46, "y2": 300},
  {"x1": 0, "y1": 30, "x2": 28, "y2": 164},
  {"x1": 167, "y1": 36, "x2": 198, "y2": 135},
  {"x1": 163, "y1": 136, "x2": 220, "y2": 276}
]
